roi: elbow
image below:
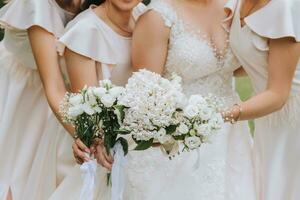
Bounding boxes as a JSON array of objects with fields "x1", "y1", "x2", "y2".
[
  {"x1": 272, "y1": 92, "x2": 289, "y2": 112},
  {"x1": 44, "y1": 84, "x2": 67, "y2": 105}
]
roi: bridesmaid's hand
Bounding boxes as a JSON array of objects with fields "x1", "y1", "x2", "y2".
[
  {"x1": 94, "y1": 141, "x2": 114, "y2": 171},
  {"x1": 72, "y1": 138, "x2": 91, "y2": 164}
]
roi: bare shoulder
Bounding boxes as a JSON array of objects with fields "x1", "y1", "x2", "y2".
[
  {"x1": 136, "y1": 10, "x2": 165, "y2": 28},
  {"x1": 135, "y1": 9, "x2": 170, "y2": 38}
]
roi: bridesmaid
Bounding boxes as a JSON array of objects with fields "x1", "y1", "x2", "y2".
[
  {"x1": 49, "y1": 0, "x2": 146, "y2": 199},
  {"x1": 223, "y1": 0, "x2": 300, "y2": 199},
  {"x1": 0, "y1": 0, "x2": 85, "y2": 199}
]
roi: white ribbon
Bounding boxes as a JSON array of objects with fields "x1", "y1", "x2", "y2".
[
  {"x1": 80, "y1": 159, "x2": 98, "y2": 200},
  {"x1": 193, "y1": 148, "x2": 201, "y2": 170},
  {"x1": 111, "y1": 143, "x2": 127, "y2": 200}
]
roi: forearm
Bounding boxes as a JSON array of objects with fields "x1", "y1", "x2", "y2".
[
  {"x1": 225, "y1": 38, "x2": 300, "y2": 122},
  {"x1": 44, "y1": 84, "x2": 75, "y2": 136},
  {"x1": 29, "y1": 26, "x2": 75, "y2": 137},
  {"x1": 238, "y1": 90, "x2": 286, "y2": 120}
]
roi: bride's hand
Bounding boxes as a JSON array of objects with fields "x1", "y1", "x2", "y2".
[
  {"x1": 94, "y1": 141, "x2": 114, "y2": 171},
  {"x1": 72, "y1": 138, "x2": 91, "y2": 164}
]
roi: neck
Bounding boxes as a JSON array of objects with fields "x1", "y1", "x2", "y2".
[
  {"x1": 56, "y1": 0, "x2": 81, "y2": 13},
  {"x1": 104, "y1": 2, "x2": 132, "y2": 27},
  {"x1": 187, "y1": 0, "x2": 212, "y2": 5}
]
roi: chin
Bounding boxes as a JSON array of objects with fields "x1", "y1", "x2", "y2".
[{"x1": 112, "y1": 0, "x2": 141, "y2": 11}]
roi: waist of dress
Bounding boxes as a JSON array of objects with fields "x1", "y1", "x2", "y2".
[
  {"x1": 0, "y1": 43, "x2": 42, "y2": 86},
  {"x1": 2, "y1": 37, "x2": 37, "y2": 70},
  {"x1": 0, "y1": 46, "x2": 37, "y2": 70}
]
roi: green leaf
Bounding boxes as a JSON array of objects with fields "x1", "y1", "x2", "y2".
[
  {"x1": 113, "y1": 105, "x2": 126, "y2": 121},
  {"x1": 117, "y1": 137, "x2": 129, "y2": 155},
  {"x1": 173, "y1": 135, "x2": 185, "y2": 140},
  {"x1": 115, "y1": 128, "x2": 131, "y2": 135},
  {"x1": 134, "y1": 139, "x2": 154, "y2": 151},
  {"x1": 165, "y1": 124, "x2": 178, "y2": 135}
]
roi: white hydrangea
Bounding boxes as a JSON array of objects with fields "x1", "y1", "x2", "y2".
[{"x1": 118, "y1": 69, "x2": 185, "y2": 142}]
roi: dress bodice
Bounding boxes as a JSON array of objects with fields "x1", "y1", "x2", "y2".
[
  {"x1": 0, "y1": 0, "x2": 75, "y2": 69},
  {"x1": 228, "y1": 0, "x2": 300, "y2": 94},
  {"x1": 149, "y1": 0, "x2": 240, "y2": 105}
]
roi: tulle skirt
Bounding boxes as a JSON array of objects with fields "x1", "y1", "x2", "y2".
[
  {"x1": 253, "y1": 93, "x2": 300, "y2": 200},
  {"x1": 50, "y1": 122, "x2": 255, "y2": 200}
]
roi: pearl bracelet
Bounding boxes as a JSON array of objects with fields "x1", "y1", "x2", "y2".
[{"x1": 222, "y1": 103, "x2": 243, "y2": 124}]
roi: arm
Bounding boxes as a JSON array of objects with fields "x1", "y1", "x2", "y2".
[
  {"x1": 132, "y1": 10, "x2": 170, "y2": 73},
  {"x1": 227, "y1": 38, "x2": 300, "y2": 121},
  {"x1": 64, "y1": 48, "x2": 99, "y2": 92},
  {"x1": 65, "y1": 46, "x2": 116, "y2": 166},
  {"x1": 64, "y1": 47, "x2": 101, "y2": 163},
  {"x1": 28, "y1": 26, "x2": 74, "y2": 136}
]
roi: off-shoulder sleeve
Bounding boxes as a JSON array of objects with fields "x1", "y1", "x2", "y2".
[
  {"x1": 0, "y1": 0, "x2": 67, "y2": 37},
  {"x1": 147, "y1": 0, "x2": 177, "y2": 28},
  {"x1": 245, "y1": 0, "x2": 300, "y2": 42},
  {"x1": 132, "y1": 3, "x2": 148, "y2": 21},
  {"x1": 222, "y1": 0, "x2": 238, "y2": 32},
  {"x1": 58, "y1": 10, "x2": 117, "y2": 65}
]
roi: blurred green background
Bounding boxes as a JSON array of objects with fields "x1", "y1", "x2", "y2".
[{"x1": 0, "y1": 0, "x2": 254, "y2": 133}]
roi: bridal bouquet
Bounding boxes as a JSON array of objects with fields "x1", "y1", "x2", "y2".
[
  {"x1": 60, "y1": 80, "x2": 128, "y2": 200},
  {"x1": 117, "y1": 69, "x2": 224, "y2": 157}
]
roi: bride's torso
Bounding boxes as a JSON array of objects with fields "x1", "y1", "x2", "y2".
[{"x1": 123, "y1": 1, "x2": 242, "y2": 199}]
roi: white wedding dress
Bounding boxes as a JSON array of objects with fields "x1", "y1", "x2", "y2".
[{"x1": 51, "y1": 0, "x2": 255, "y2": 199}]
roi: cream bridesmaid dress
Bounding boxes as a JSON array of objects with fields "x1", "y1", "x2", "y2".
[
  {"x1": 227, "y1": 0, "x2": 300, "y2": 199},
  {"x1": 0, "y1": 0, "x2": 76, "y2": 199},
  {"x1": 48, "y1": 3, "x2": 153, "y2": 200}
]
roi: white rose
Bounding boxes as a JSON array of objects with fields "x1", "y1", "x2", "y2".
[
  {"x1": 177, "y1": 123, "x2": 189, "y2": 135},
  {"x1": 81, "y1": 103, "x2": 95, "y2": 115},
  {"x1": 69, "y1": 94, "x2": 83, "y2": 106},
  {"x1": 184, "y1": 136, "x2": 202, "y2": 150},
  {"x1": 68, "y1": 105, "x2": 84, "y2": 118},
  {"x1": 93, "y1": 105, "x2": 102, "y2": 113},
  {"x1": 184, "y1": 105, "x2": 199, "y2": 119},
  {"x1": 198, "y1": 107, "x2": 213, "y2": 121},
  {"x1": 195, "y1": 123, "x2": 211, "y2": 136},
  {"x1": 188, "y1": 95, "x2": 206, "y2": 106},
  {"x1": 101, "y1": 94, "x2": 116, "y2": 107},
  {"x1": 86, "y1": 88, "x2": 97, "y2": 106},
  {"x1": 109, "y1": 87, "x2": 124, "y2": 98},
  {"x1": 93, "y1": 87, "x2": 107, "y2": 98},
  {"x1": 156, "y1": 128, "x2": 172, "y2": 144},
  {"x1": 209, "y1": 113, "x2": 224, "y2": 129}
]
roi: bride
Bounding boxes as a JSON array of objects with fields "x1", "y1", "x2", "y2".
[{"x1": 89, "y1": 0, "x2": 256, "y2": 199}]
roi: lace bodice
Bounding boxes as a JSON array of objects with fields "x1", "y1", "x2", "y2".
[{"x1": 149, "y1": 0, "x2": 240, "y2": 106}]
